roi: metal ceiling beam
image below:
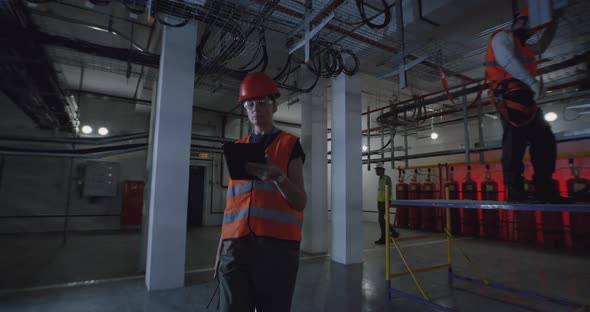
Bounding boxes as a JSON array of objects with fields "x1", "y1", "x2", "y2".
[
  {"x1": 372, "y1": 51, "x2": 590, "y2": 121},
  {"x1": 271, "y1": 1, "x2": 475, "y2": 82},
  {"x1": 65, "y1": 89, "x2": 304, "y2": 129},
  {"x1": 287, "y1": 0, "x2": 344, "y2": 62},
  {"x1": 0, "y1": 0, "x2": 75, "y2": 131},
  {"x1": 3, "y1": 28, "x2": 248, "y2": 84}
]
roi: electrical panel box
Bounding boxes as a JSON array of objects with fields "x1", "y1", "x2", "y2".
[{"x1": 83, "y1": 161, "x2": 120, "y2": 197}]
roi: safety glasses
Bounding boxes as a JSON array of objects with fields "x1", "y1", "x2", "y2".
[{"x1": 243, "y1": 98, "x2": 274, "y2": 110}]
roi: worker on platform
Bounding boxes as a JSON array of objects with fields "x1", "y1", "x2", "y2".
[
  {"x1": 375, "y1": 162, "x2": 400, "y2": 245},
  {"x1": 214, "y1": 72, "x2": 307, "y2": 312},
  {"x1": 485, "y1": 7, "x2": 571, "y2": 203}
]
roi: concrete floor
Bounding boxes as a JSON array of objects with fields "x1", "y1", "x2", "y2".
[
  {"x1": 0, "y1": 221, "x2": 387, "y2": 289},
  {"x1": 1, "y1": 223, "x2": 589, "y2": 311}
]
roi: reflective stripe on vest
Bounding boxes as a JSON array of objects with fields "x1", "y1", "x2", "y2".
[
  {"x1": 226, "y1": 180, "x2": 278, "y2": 198},
  {"x1": 223, "y1": 207, "x2": 303, "y2": 227},
  {"x1": 221, "y1": 131, "x2": 302, "y2": 241},
  {"x1": 485, "y1": 29, "x2": 537, "y2": 82}
]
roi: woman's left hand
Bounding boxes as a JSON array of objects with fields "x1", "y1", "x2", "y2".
[{"x1": 245, "y1": 156, "x2": 282, "y2": 181}]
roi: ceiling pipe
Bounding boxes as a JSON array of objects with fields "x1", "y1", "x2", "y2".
[
  {"x1": 0, "y1": 133, "x2": 148, "y2": 145},
  {"x1": 414, "y1": 78, "x2": 589, "y2": 121},
  {"x1": 373, "y1": 51, "x2": 590, "y2": 120},
  {"x1": 29, "y1": 11, "x2": 146, "y2": 51},
  {"x1": 359, "y1": 130, "x2": 590, "y2": 165},
  {"x1": 66, "y1": 89, "x2": 304, "y2": 129}
]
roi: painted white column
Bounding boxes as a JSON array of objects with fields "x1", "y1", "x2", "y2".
[
  {"x1": 331, "y1": 73, "x2": 363, "y2": 264},
  {"x1": 145, "y1": 22, "x2": 197, "y2": 290},
  {"x1": 301, "y1": 82, "x2": 328, "y2": 254},
  {"x1": 139, "y1": 79, "x2": 159, "y2": 273}
]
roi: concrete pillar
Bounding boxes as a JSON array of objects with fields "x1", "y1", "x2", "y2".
[
  {"x1": 144, "y1": 22, "x2": 197, "y2": 290},
  {"x1": 301, "y1": 82, "x2": 328, "y2": 254},
  {"x1": 331, "y1": 73, "x2": 363, "y2": 264},
  {"x1": 139, "y1": 79, "x2": 159, "y2": 273}
]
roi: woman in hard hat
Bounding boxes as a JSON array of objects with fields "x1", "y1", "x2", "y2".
[{"x1": 215, "y1": 72, "x2": 307, "y2": 312}]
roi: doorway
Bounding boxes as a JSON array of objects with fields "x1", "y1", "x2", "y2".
[{"x1": 187, "y1": 166, "x2": 206, "y2": 228}]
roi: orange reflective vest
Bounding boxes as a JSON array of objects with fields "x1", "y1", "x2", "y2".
[
  {"x1": 485, "y1": 29, "x2": 537, "y2": 82},
  {"x1": 221, "y1": 131, "x2": 303, "y2": 241}
]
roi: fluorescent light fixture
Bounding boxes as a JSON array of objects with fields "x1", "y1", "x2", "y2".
[
  {"x1": 362, "y1": 145, "x2": 368, "y2": 152},
  {"x1": 430, "y1": 132, "x2": 439, "y2": 140},
  {"x1": 82, "y1": 125, "x2": 93, "y2": 134},
  {"x1": 86, "y1": 26, "x2": 109, "y2": 32},
  {"x1": 98, "y1": 127, "x2": 109, "y2": 136},
  {"x1": 132, "y1": 43, "x2": 144, "y2": 51},
  {"x1": 544, "y1": 112, "x2": 558, "y2": 122}
]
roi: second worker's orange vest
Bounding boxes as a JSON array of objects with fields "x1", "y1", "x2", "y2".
[
  {"x1": 485, "y1": 29, "x2": 538, "y2": 82},
  {"x1": 221, "y1": 131, "x2": 303, "y2": 241}
]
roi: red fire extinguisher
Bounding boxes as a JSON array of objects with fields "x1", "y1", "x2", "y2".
[
  {"x1": 541, "y1": 179, "x2": 565, "y2": 247},
  {"x1": 408, "y1": 169, "x2": 422, "y2": 229},
  {"x1": 515, "y1": 179, "x2": 537, "y2": 243},
  {"x1": 481, "y1": 164, "x2": 499, "y2": 238},
  {"x1": 444, "y1": 166, "x2": 460, "y2": 234},
  {"x1": 421, "y1": 168, "x2": 436, "y2": 231},
  {"x1": 394, "y1": 168, "x2": 409, "y2": 229},
  {"x1": 567, "y1": 158, "x2": 590, "y2": 249},
  {"x1": 461, "y1": 165, "x2": 479, "y2": 236},
  {"x1": 121, "y1": 180, "x2": 145, "y2": 226}
]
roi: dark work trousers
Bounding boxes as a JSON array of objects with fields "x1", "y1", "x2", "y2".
[
  {"x1": 499, "y1": 83, "x2": 557, "y2": 196},
  {"x1": 377, "y1": 202, "x2": 392, "y2": 239},
  {"x1": 218, "y1": 235, "x2": 300, "y2": 312}
]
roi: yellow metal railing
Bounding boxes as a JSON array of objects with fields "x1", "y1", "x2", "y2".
[
  {"x1": 384, "y1": 186, "x2": 585, "y2": 312},
  {"x1": 384, "y1": 185, "x2": 454, "y2": 304}
]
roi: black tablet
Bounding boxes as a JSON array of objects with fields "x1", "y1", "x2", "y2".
[{"x1": 223, "y1": 143, "x2": 266, "y2": 180}]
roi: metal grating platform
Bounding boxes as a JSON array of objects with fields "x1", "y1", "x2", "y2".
[{"x1": 392, "y1": 199, "x2": 590, "y2": 212}]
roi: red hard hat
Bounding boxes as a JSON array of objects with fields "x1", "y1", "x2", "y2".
[
  {"x1": 514, "y1": 6, "x2": 529, "y2": 20},
  {"x1": 239, "y1": 72, "x2": 280, "y2": 102}
]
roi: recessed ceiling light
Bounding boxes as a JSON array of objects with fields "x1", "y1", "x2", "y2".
[
  {"x1": 81, "y1": 125, "x2": 93, "y2": 134},
  {"x1": 544, "y1": 112, "x2": 558, "y2": 122},
  {"x1": 362, "y1": 145, "x2": 368, "y2": 152},
  {"x1": 98, "y1": 127, "x2": 109, "y2": 136},
  {"x1": 430, "y1": 132, "x2": 439, "y2": 140}
]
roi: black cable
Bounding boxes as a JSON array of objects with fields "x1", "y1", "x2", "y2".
[
  {"x1": 273, "y1": 54, "x2": 292, "y2": 81},
  {"x1": 355, "y1": 0, "x2": 392, "y2": 29},
  {"x1": 277, "y1": 72, "x2": 320, "y2": 93},
  {"x1": 340, "y1": 49, "x2": 359, "y2": 76},
  {"x1": 274, "y1": 40, "x2": 359, "y2": 93},
  {"x1": 307, "y1": 46, "x2": 359, "y2": 78},
  {"x1": 323, "y1": 48, "x2": 342, "y2": 77},
  {"x1": 237, "y1": 27, "x2": 268, "y2": 73},
  {"x1": 195, "y1": 3, "x2": 246, "y2": 73}
]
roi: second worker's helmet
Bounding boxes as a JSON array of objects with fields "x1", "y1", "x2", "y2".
[{"x1": 514, "y1": 6, "x2": 529, "y2": 21}]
